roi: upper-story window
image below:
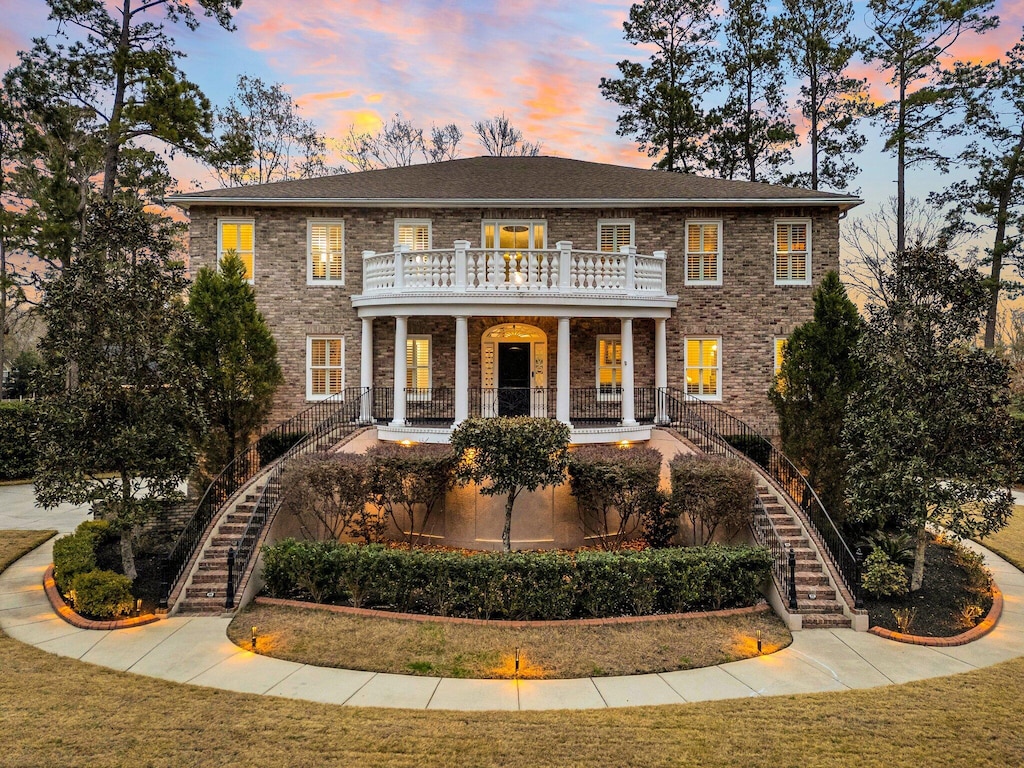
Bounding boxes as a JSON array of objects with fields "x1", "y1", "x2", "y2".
[
  {"x1": 308, "y1": 220, "x2": 344, "y2": 285},
  {"x1": 218, "y1": 218, "x2": 254, "y2": 282},
  {"x1": 596, "y1": 335, "x2": 622, "y2": 400},
  {"x1": 685, "y1": 220, "x2": 722, "y2": 286},
  {"x1": 598, "y1": 220, "x2": 634, "y2": 252},
  {"x1": 482, "y1": 220, "x2": 546, "y2": 249},
  {"x1": 396, "y1": 219, "x2": 431, "y2": 251},
  {"x1": 775, "y1": 219, "x2": 811, "y2": 285}
]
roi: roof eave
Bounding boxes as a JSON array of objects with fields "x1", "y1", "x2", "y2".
[{"x1": 167, "y1": 195, "x2": 865, "y2": 211}]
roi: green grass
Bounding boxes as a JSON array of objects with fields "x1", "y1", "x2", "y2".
[
  {"x1": 978, "y1": 504, "x2": 1024, "y2": 571},
  {"x1": 228, "y1": 601, "x2": 791, "y2": 678},
  {"x1": 2, "y1": 529, "x2": 1024, "y2": 767}
]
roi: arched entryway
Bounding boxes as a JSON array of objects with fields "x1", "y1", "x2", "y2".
[{"x1": 480, "y1": 323, "x2": 547, "y2": 417}]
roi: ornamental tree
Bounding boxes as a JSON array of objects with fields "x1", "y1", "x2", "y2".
[
  {"x1": 450, "y1": 417, "x2": 571, "y2": 553},
  {"x1": 843, "y1": 246, "x2": 1014, "y2": 591}
]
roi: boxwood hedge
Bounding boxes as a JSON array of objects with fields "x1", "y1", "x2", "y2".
[{"x1": 261, "y1": 539, "x2": 771, "y2": 619}]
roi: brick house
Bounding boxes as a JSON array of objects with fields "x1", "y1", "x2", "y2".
[{"x1": 173, "y1": 156, "x2": 861, "y2": 445}]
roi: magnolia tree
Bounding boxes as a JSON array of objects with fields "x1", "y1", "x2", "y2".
[{"x1": 450, "y1": 417, "x2": 570, "y2": 553}]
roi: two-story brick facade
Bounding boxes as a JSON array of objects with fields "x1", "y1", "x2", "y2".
[{"x1": 173, "y1": 156, "x2": 861, "y2": 444}]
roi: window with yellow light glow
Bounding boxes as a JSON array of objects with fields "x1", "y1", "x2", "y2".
[
  {"x1": 685, "y1": 220, "x2": 722, "y2": 285},
  {"x1": 406, "y1": 335, "x2": 431, "y2": 399},
  {"x1": 685, "y1": 337, "x2": 721, "y2": 399},
  {"x1": 775, "y1": 220, "x2": 810, "y2": 285},
  {"x1": 596, "y1": 335, "x2": 622, "y2": 399},
  {"x1": 395, "y1": 219, "x2": 431, "y2": 251},
  {"x1": 774, "y1": 337, "x2": 788, "y2": 377},
  {"x1": 598, "y1": 220, "x2": 634, "y2": 252},
  {"x1": 307, "y1": 220, "x2": 344, "y2": 284},
  {"x1": 218, "y1": 219, "x2": 254, "y2": 282},
  {"x1": 307, "y1": 337, "x2": 344, "y2": 400}
]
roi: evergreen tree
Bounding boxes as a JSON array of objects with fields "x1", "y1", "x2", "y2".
[
  {"x1": 770, "y1": 271, "x2": 862, "y2": 519},
  {"x1": 844, "y1": 246, "x2": 1014, "y2": 591},
  {"x1": 177, "y1": 253, "x2": 282, "y2": 481},
  {"x1": 599, "y1": 0, "x2": 718, "y2": 172},
  {"x1": 34, "y1": 203, "x2": 201, "y2": 579}
]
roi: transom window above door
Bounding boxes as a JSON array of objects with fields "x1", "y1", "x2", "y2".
[{"x1": 482, "y1": 220, "x2": 546, "y2": 249}]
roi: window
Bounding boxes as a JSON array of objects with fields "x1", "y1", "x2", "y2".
[
  {"x1": 774, "y1": 337, "x2": 788, "y2": 377},
  {"x1": 685, "y1": 338, "x2": 721, "y2": 399},
  {"x1": 395, "y1": 219, "x2": 431, "y2": 251},
  {"x1": 598, "y1": 220, "x2": 634, "y2": 252},
  {"x1": 308, "y1": 220, "x2": 344, "y2": 285},
  {"x1": 596, "y1": 335, "x2": 622, "y2": 399},
  {"x1": 406, "y1": 335, "x2": 431, "y2": 398},
  {"x1": 775, "y1": 220, "x2": 811, "y2": 285},
  {"x1": 685, "y1": 220, "x2": 722, "y2": 285},
  {"x1": 307, "y1": 337, "x2": 344, "y2": 399},
  {"x1": 218, "y1": 219, "x2": 254, "y2": 282},
  {"x1": 482, "y1": 220, "x2": 546, "y2": 249}
]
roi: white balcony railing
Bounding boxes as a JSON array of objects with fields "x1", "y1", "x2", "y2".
[{"x1": 360, "y1": 240, "x2": 667, "y2": 297}]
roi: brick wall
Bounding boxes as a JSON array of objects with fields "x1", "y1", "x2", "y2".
[{"x1": 188, "y1": 205, "x2": 838, "y2": 429}]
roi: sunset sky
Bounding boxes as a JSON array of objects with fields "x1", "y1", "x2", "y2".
[{"x1": 3, "y1": 0, "x2": 1024, "y2": 221}]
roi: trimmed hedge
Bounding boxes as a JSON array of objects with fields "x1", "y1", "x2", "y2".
[
  {"x1": 51, "y1": 520, "x2": 135, "y2": 618},
  {"x1": 52, "y1": 520, "x2": 113, "y2": 594},
  {"x1": 70, "y1": 569, "x2": 134, "y2": 619},
  {"x1": 261, "y1": 539, "x2": 772, "y2": 619},
  {"x1": 0, "y1": 400, "x2": 39, "y2": 481}
]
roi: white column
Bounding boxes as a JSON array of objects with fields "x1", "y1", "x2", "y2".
[
  {"x1": 655, "y1": 317, "x2": 667, "y2": 424},
  {"x1": 360, "y1": 317, "x2": 374, "y2": 423},
  {"x1": 391, "y1": 315, "x2": 408, "y2": 426},
  {"x1": 620, "y1": 317, "x2": 637, "y2": 426},
  {"x1": 556, "y1": 316, "x2": 571, "y2": 427},
  {"x1": 454, "y1": 315, "x2": 469, "y2": 425}
]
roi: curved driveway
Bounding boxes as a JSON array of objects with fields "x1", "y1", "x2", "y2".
[{"x1": 2, "y1": 483, "x2": 1023, "y2": 710}]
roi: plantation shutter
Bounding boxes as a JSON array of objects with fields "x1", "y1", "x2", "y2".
[
  {"x1": 599, "y1": 223, "x2": 633, "y2": 252},
  {"x1": 397, "y1": 223, "x2": 430, "y2": 251}
]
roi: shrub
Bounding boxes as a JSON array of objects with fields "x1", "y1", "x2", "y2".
[
  {"x1": 860, "y1": 549, "x2": 908, "y2": 597},
  {"x1": 860, "y1": 529, "x2": 916, "y2": 566},
  {"x1": 569, "y1": 445, "x2": 664, "y2": 550},
  {"x1": 70, "y1": 569, "x2": 134, "y2": 619},
  {"x1": 281, "y1": 453, "x2": 375, "y2": 542},
  {"x1": 0, "y1": 401, "x2": 39, "y2": 481},
  {"x1": 256, "y1": 430, "x2": 308, "y2": 465},
  {"x1": 641, "y1": 490, "x2": 676, "y2": 547},
  {"x1": 669, "y1": 455, "x2": 756, "y2": 545},
  {"x1": 51, "y1": 520, "x2": 113, "y2": 594},
  {"x1": 366, "y1": 443, "x2": 455, "y2": 545},
  {"x1": 259, "y1": 539, "x2": 772, "y2": 619}
]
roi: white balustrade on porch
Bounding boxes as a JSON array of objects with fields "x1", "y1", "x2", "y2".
[{"x1": 360, "y1": 241, "x2": 667, "y2": 296}]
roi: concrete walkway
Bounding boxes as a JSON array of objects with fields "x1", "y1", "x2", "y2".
[{"x1": 2, "y1": 484, "x2": 1023, "y2": 711}]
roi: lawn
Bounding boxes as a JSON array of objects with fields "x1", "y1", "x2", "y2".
[
  {"x1": 228, "y1": 601, "x2": 790, "y2": 678},
  {"x1": 978, "y1": 504, "x2": 1024, "y2": 571},
  {"x1": 2, "y1": 529, "x2": 1024, "y2": 767}
]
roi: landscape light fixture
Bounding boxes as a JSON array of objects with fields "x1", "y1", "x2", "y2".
[
  {"x1": 514, "y1": 647, "x2": 520, "y2": 678},
  {"x1": 251, "y1": 626, "x2": 258, "y2": 652},
  {"x1": 756, "y1": 629, "x2": 762, "y2": 655},
  {"x1": 135, "y1": 598, "x2": 143, "y2": 617}
]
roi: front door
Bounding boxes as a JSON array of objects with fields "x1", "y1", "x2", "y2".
[{"x1": 497, "y1": 343, "x2": 531, "y2": 416}]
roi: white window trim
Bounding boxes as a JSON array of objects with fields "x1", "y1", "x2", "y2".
[
  {"x1": 597, "y1": 219, "x2": 635, "y2": 252},
  {"x1": 684, "y1": 336, "x2": 722, "y2": 401},
  {"x1": 481, "y1": 220, "x2": 548, "y2": 249},
  {"x1": 595, "y1": 334, "x2": 623, "y2": 402},
  {"x1": 406, "y1": 334, "x2": 432, "y2": 400},
  {"x1": 394, "y1": 218, "x2": 433, "y2": 251},
  {"x1": 217, "y1": 217, "x2": 255, "y2": 284},
  {"x1": 306, "y1": 336, "x2": 345, "y2": 401},
  {"x1": 306, "y1": 219, "x2": 345, "y2": 286},
  {"x1": 684, "y1": 219, "x2": 723, "y2": 287},
  {"x1": 774, "y1": 218, "x2": 812, "y2": 286}
]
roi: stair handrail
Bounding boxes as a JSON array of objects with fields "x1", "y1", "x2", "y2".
[
  {"x1": 225, "y1": 388, "x2": 369, "y2": 608},
  {"x1": 159, "y1": 386, "x2": 368, "y2": 607},
  {"x1": 749, "y1": 493, "x2": 796, "y2": 610},
  {"x1": 658, "y1": 387, "x2": 861, "y2": 609}
]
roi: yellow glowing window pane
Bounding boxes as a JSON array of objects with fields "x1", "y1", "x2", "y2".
[
  {"x1": 599, "y1": 224, "x2": 632, "y2": 252},
  {"x1": 533, "y1": 224, "x2": 545, "y2": 248},
  {"x1": 776, "y1": 223, "x2": 808, "y2": 281},
  {"x1": 398, "y1": 224, "x2": 430, "y2": 251},
  {"x1": 686, "y1": 338, "x2": 720, "y2": 396},
  {"x1": 484, "y1": 224, "x2": 495, "y2": 249},
  {"x1": 311, "y1": 339, "x2": 326, "y2": 366},
  {"x1": 775, "y1": 339, "x2": 788, "y2": 374},
  {"x1": 686, "y1": 223, "x2": 720, "y2": 281},
  {"x1": 310, "y1": 223, "x2": 343, "y2": 282},
  {"x1": 222, "y1": 226, "x2": 238, "y2": 251},
  {"x1": 309, "y1": 338, "x2": 343, "y2": 396},
  {"x1": 220, "y1": 221, "x2": 254, "y2": 280},
  {"x1": 597, "y1": 337, "x2": 622, "y2": 392},
  {"x1": 406, "y1": 337, "x2": 431, "y2": 390},
  {"x1": 311, "y1": 370, "x2": 326, "y2": 395}
]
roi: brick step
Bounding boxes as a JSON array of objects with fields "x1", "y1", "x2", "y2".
[
  {"x1": 795, "y1": 600, "x2": 845, "y2": 614},
  {"x1": 217, "y1": 524, "x2": 248, "y2": 535},
  {"x1": 177, "y1": 602, "x2": 228, "y2": 616},
  {"x1": 796, "y1": 587, "x2": 836, "y2": 601},
  {"x1": 197, "y1": 557, "x2": 230, "y2": 569},
  {"x1": 788, "y1": 549, "x2": 818, "y2": 562},
  {"x1": 224, "y1": 513, "x2": 254, "y2": 524},
  {"x1": 794, "y1": 573, "x2": 831, "y2": 586},
  {"x1": 191, "y1": 571, "x2": 229, "y2": 584},
  {"x1": 186, "y1": 585, "x2": 228, "y2": 599},
  {"x1": 773, "y1": 527, "x2": 805, "y2": 538},
  {"x1": 801, "y1": 613, "x2": 852, "y2": 629},
  {"x1": 211, "y1": 535, "x2": 242, "y2": 548}
]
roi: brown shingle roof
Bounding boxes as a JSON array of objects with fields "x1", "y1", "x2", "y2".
[{"x1": 170, "y1": 156, "x2": 861, "y2": 208}]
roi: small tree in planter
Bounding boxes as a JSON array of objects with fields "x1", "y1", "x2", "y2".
[
  {"x1": 366, "y1": 443, "x2": 455, "y2": 545},
  {"x1": 280, "y1": 453, "x2": 371, "y2": 541},
  {"x1": 669, "y1": 455, "x2": 755, "y2": 545},
  {"x1": 450, "y1": 417, "x2": 571, "y2": 553},
  {"x1": 568, "y1": 445, "x2": 664, "y2": 550}
]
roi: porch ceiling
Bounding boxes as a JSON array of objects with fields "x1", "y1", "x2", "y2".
[{"x1": 350, "y1": 293, "x2": 678, "y2": 318}]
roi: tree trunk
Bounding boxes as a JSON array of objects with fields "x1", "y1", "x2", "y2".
[
  {"x1": 983, "y1": 127, "x2": 1024, "y2": 349},
  {"x1": 120, "y1": 528, "x2": 137, "y2": 581},
  {"x1": 502, "y1": 491, "x2": 516, "y2": 554},
  {"x1": 102, "y1": 0, "x2": 134, "y2": 200},
  {"x1": 910, "y1": 526, "x2": 928, "y2": 592}
]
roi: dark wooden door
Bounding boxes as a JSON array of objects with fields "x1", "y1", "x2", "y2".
[{"x1": 497, "y1": 343, "x2": 531, "y2": 416}]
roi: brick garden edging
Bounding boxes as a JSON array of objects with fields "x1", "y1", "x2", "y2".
[
  {"x1": 44, "y1": 564, "x2": 161, "y2": 630},
  {"x1": 868, "y1": 585, "x2": 1003, "y2": 647},
  {"x1": 253, "y1": 595, "x2": 771, "y2": 627}
]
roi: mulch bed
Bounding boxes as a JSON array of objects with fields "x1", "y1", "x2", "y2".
[{"x1": 863, "y1": 539, "x2": 993, "y2": 637}]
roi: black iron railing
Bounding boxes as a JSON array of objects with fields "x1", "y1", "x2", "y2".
[
  {"x1": 225, "y1": 389, "x2": 368, "y2": 608},
  {"x1": 159, "y1": 386, "x2": 368, "y2": 608},
  {"x1": 660, "y1": 387, "x2": 861, "y2": 609},
  {"x1": 750, "y1": 494, "x2": 795, "y2": 610}
]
